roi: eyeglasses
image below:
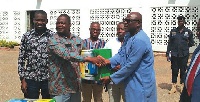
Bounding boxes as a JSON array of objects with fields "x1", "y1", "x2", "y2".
[
  {"x1": 90, "y1": 28, "x2": 101, "y2": 32},
  {"x1": 123, "y1": 18, "x2": 140, "y2": 24}
]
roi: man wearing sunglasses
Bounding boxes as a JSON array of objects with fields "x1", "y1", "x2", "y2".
[{"x1": 100, "y1": 12, "x2": 157, "y2": 102}]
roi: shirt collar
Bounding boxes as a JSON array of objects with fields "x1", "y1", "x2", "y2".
[
  {"x1": 175, "y1": 26, "x2": 187, "y2": 32},
  {"x1": 57, "y1": 33, "x2": 76, "y2": 39},
  {"x1": 31, "y1": 28, "x2": 48, "y2": 36}
]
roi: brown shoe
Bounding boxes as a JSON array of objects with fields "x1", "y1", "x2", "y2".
[{"x1": 168, "y1": 83, "x2": 177, "y2": 94}]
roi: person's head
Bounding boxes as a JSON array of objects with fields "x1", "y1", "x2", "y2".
[
  {"x1": 89, "y1": 22, "x2": 101, "y2": 40},
  {"x1": 116, "y1": 22, "x2": 126, "y2": 40},
  {"x1": 33, "y1": 10, "x2": 48, "y2": 31},
  {"x1": 196, "y1": 18, "x2": 200, "y2": 40},
  {"x1": 177, "y1": 16, "x2": 186, "y2": 27},
  {"x1": 123, "y1": 12, "x2": 142, "y2": 35},
  {"x1": 56, "y1": 14, "x2": 71, "y2": 35}
]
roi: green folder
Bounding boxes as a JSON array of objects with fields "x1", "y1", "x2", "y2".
[{"x1": 92, "y1": 49, "x2": 113, "y2": 80}]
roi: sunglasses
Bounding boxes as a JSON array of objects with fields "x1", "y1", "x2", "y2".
[{"x1": 123, "y1": 18, "x2": 140, "y2": 24}]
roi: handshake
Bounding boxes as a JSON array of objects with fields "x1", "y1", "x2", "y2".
[
  {"x1": 84, "y1": 55, "x2": 121, "y2": 85},
  {"x1": 85, "y1": 55, "x2": 121, "y2": 71},
  {"x1": 85, "y1": 55, "x2": 110, "y2": 67},
  {"x1": 85, "y1": 55, "x2": 114, "y2": 85}
]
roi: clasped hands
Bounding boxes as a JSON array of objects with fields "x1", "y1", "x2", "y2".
[
  {"x1": 85, "y1": 56, "x2": 115, "y2": 85},
  {"x1": 91, "y1": 56, "x2": 112, "y2": 85},
  {"x1": 89, "y1": 55, "x2": 109, "y2": 67}
]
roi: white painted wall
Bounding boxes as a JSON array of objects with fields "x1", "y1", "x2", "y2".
[{"x1": 0, "y1": 0, "x2": 199, "y2": 52}]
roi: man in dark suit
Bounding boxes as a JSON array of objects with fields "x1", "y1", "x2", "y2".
[
  {"x1": 166, "y1": 16, "x2": 195, "y2": 94},
  {"x1": 180, "y1": 18, "x2": 200, "y2": 102}
]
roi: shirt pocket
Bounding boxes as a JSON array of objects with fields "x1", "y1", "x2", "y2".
[
  {"x1": 65, "y1": 44, "x2": 76, "y2": 52},
  {"x1": 181, "y1": 35, "x2": 188, "y2": 41},
  {"x1": 181, "y1": 36, "x2": 189, "y2": 47}
]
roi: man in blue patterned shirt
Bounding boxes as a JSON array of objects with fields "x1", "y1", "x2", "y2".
[
  {"x1": 47, "y1": 14, "x2": 104, "y2": 102},
  {"x1": 82, "y1": 22, "x2": 106, "y2": 102},
  {"x1": 18, "y1": 10, "x2": 55, "y2": 99}
]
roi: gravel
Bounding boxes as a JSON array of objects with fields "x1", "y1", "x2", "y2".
[{"x1": 0, "y1": 50, "x2": 182, "y2": 102}]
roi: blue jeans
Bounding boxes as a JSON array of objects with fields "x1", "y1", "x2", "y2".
[
  {"x1": 51, "y1": 92, "x2": 81, "y2": 102},
  {"x1": 24, "y1": 79, "x2": 50, "y2": 99}
]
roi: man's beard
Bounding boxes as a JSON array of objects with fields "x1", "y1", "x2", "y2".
[{"x1": 129, "y1": 28, "x2": 138, "y2": 34}]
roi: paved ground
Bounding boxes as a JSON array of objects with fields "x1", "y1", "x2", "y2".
[{"x1": 0, "y1": 49, "x2": 184, "y2": 102}]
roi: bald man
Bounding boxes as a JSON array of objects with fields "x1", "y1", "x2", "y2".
[{"x1": 100, "y1": 12, "x2": 157, "y2": 102}]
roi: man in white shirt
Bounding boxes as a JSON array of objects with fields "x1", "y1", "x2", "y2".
[{"x1": 104, "y1": 22, "x2": 126, "y2": 102}]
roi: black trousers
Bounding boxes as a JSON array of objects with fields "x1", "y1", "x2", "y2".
[
  {"x1": 180, "y1": 86, "x2": 191, "y2": 102},
  {"x1": 171, "y1": 55, "x2": 189, "y2": 84},
  {"x1": 24, "y1": 79, "x2": 50, "y2": 99}
]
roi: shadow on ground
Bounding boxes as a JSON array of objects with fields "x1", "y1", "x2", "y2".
[
  {"x1": 158, "y1": 83, "x2": 171, "y2": 91},
  {"x1": 158, "y1": 83, "x2": 183, "y2": 93}
]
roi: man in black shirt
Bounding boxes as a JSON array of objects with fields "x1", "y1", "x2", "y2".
[
  {"x1": 166, "y1": 16, "x2": 195, "y2": 94},
  {"x1": 18, "y1": 10, "x2": 55, "y2": 99}
]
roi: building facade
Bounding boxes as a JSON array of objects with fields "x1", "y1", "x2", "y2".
[{"x1": 0, "y1": 0, "x2": 199, "y2": 52}]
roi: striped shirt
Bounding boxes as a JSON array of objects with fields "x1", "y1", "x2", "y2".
[
  {"x1": 83, "y1": 38, "x2": 106, "y2": 49},
  {"x1": 185, "y1": 50, "x2": 200, "y2": 95}
]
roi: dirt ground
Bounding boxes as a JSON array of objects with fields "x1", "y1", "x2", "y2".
[{"x1": 0, "y1": 49, "x2": 184, "y2": 102}]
